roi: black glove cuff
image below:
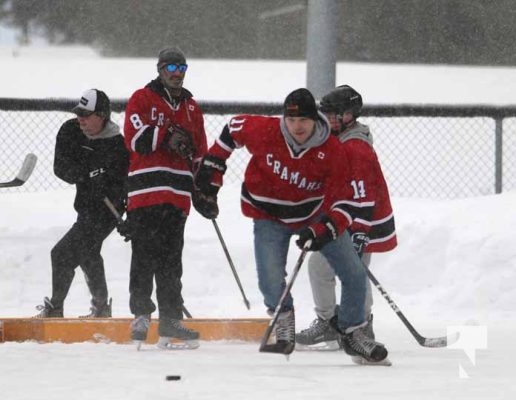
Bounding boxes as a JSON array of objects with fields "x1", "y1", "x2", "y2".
[
  {"x1": 320, "y1": 215, "x2": 338, "y2": 240},
  {"x1": 201, "y1": 155, "x2": 227, "y2": 174}
]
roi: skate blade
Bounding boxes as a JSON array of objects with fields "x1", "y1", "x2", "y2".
[
  {"x1": 295, "y1": 340, "x2": 340, "y2": 352},
  {"x1": 157, "y1": 338, "x2": 200, "y2": 350},
  {"x1": 351, "y1": 355, "x2": 392, "y2": 366},
  {"x1": 133, "y1": 340, "x2": 144, "y2": 351}
]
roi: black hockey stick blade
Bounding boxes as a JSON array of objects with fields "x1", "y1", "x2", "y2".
[
  {"x1": 0, "y1": 153, "x2": 37, "y2": 188},
  {"x1": 259, "y1": 341, "x2": 295, "y2": 355}
]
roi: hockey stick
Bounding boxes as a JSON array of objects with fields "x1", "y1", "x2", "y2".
[
  {"x1": 103, "y1": 197, "x2": 125, "y2": 224},
  {"x1": 366, "y1": 267, "x2": 458, "y2": 348},
  {"x1": 0, "y1": 153, "x2": 38, "y2": 188},
  {"x1": 259, "y1": 245, "x2": 310, "y2": 355},
  {"x1": 185, "y1": 154, "x2": 251, "y2": 310},
  {"x1": 102, "y1": 197, "x2": 194, "y2": 319},
  {"x1": 211, "y1": 219, "x2": 251, "y2": 310}
]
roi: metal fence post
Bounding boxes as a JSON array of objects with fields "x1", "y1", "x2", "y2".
[{"x1": 495, "y1": 117, "x2": 503, "y2": 194}]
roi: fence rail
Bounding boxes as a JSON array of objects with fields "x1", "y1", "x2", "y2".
[{"x1": 1, "y1": 98, "x2": 515, "y2": 198}]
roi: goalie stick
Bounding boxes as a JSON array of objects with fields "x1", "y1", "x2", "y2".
[
  {"x1": 102, "y1": 197, "x2": 194, "y2": 318},
  {"x1": 259, "y1": 245, "x2": 310, "y2": 355},
  {"x1": 0, "y1": 153, "x2": 37, "y2": 188},
  {"x1": 366, "y1": 267, "x2": 458, "y2": 348}
]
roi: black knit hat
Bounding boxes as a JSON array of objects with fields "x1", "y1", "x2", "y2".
[
  {"x1": 283, "y1": 88, "x2": 318, "y2": 120},
  {"x1": 157, "y1": 47, "x2": 186, "y2": 69}
]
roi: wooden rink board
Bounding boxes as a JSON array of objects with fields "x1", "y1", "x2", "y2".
[{"x1": 0, "y1": 318, "x2": 269, "y2": 344}]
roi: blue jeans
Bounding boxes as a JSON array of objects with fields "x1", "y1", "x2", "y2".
[{"x1": 253, "y1": 218, "x2": 367, "y2": 330}]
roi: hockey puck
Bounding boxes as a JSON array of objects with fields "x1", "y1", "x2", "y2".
[{"x1": 165, "y1": 375, "x2": 181, "y2": 381}]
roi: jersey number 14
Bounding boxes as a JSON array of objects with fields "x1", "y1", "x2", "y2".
[{"x1": 350, "y1": 180, "x2": 366, "y2": 199}]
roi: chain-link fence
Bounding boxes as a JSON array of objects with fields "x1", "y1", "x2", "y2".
[{"x1": 1, "y1": 99, "x2": 516, "y2": 198}]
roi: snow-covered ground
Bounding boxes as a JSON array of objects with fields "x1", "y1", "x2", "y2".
[
  {"x1": 2, "y1": 45, "x2": 516, "y2": 105},
  {"x1": 1, "y1": 188, "x2": 513, "y2": 399},
  {"x1": 0, "y1": 45, "x2": 515, "y2": 399}
]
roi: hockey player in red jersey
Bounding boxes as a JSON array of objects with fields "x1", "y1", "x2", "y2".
[
  {"x1": 195, "y1": 88, "x2": 389, "y2": 363},
  {"x1": 122, "y1": 47, "x2": 214, "y2": 350},
  {"x1": 295, "y1": 85, "x2": 396, "y2": 364}
]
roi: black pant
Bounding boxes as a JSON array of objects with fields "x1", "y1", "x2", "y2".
[
  {"x1": 50, "y1": 210, "x2": 116, "y2": 310},
  {"x1": 129, "y1": 204, "x2": 187, "y2": 320}
]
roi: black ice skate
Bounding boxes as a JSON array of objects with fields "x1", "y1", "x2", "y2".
[
  {"x1": 341, "y1": 326, "x2": 391, "y2": 366},
  {"x1": 296, "y1": 317, "x2": 340, "y2": 351},
  {"x1": 273, "y1": 310, "x2": 296, "y2": 354},
  {"x1": 157, "y1": 319, "x2": 200, "y2": 350},
  {"x1": 79, "y1": 298, "x2": 112, "y2": 318},
  {"x1": 131, "y1": 314, "x2": 151, "y2": 350},
  {"x1": 32, "y1": 297, "x2": 63, "y2": 318}
]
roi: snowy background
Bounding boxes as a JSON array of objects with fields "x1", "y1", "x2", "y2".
[{"x1": 0, "y1": 45, "x2": 515, "y2": 399}]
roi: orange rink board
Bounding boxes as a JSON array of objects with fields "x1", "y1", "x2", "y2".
[{"x1": 0, "y1": 318, "x2": 269, "y2": 344}]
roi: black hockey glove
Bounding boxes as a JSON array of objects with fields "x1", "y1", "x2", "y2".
[
  {"x1": 296, "y1": 216, "x2": 338, "y2": 251},
  {"x1": 350, "y1": 231, "x2": 369, "y2": 257},
  {"x1": 192, "y1": 188, "x2": 219, "y2": 219},
  {"x1": 116, "y1": 219, "x2": 132, "y2": 242},
  {"x1": 195, "y1": 155, "x2": 227, "y2": 196},
  {"x1": 166, "y1": 124, "x2": 195, "y2": 159}
]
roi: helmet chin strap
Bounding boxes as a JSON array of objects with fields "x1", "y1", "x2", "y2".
[
  {"x1": 332, "y1": 114, "x2": 353, "y2": 134},
  {"x1": 338, "y1": 113, "x2": 358, "y2": 133}
]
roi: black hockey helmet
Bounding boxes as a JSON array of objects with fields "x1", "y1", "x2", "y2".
[{"x1": 319, "y1": 85, "x2": 363, "y2": 119}]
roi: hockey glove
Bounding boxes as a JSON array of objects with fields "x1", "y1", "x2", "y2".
[
  {"x1": 296, "y1": 216, "x2": 338, "y2": 251},
  {"x1": 166, "y1": 124, "x2": 195, "y2": 159},
  {"x1": 192, "y1": 188, "x2": 219, "y2": 219},
  {"x1": 195, "y1": 155, "x2": 227, "y2": 196},
  {"x1": 116, "y1": 219, "x2": 132, "y2": 242},
  {"x1": 350, "y1": 231, "x2": 370, "y2": 257}
]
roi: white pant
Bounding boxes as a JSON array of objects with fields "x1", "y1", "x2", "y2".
[{"x1": 307, "y1": 251, "x2": 373, "y2": 321}]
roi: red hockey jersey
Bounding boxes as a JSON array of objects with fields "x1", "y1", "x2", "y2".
[
  {"x1": 340, "y1": 122, "x2": 397, "y2": 252},
  {"x1": 124, "y1": 79, "x2": 208, "y2": 213},
  {"x1": 208, "y1": 114, "x2": 374, "y2": 235}
]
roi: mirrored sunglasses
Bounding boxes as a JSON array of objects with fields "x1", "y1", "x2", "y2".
[{"x1": 164, "y1": 63, "x2": 188, "y2": 73}]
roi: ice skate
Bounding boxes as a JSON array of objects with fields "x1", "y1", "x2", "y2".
[
  {"x1": 79, "y1": 298, "x2": 112, "y2": 318},
  {"x1": 272, "y1": 310, "x2": 296, "y2": 356},
  {"x1": 32, "y1": 297, "x2": 63, "y2": 318},
  {"x1": 156, "y1": 319, "x2": 200, "y2": 350},
  {"x1": 340, "y1": 324, "x2": 389, "y2": 365},
  {"x1": 296, "y1": 317, "x2": 340, "y2": 351},
  {"x1": 131, "y1": 314, "x2": 151, "y2": 350}
]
